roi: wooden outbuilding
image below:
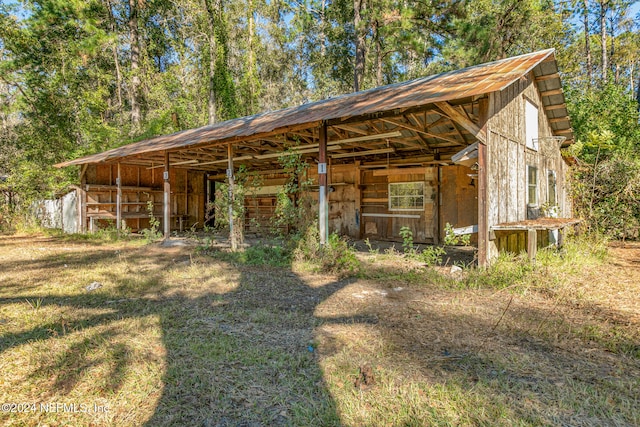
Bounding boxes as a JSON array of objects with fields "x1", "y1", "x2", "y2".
[{"x1": 56, "y1": 49, "x2": 577, "y2": 265}]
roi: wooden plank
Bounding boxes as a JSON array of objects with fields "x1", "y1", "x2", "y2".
[
  {"x1": 453, "y1": 224, "x2": 478, "y2": 235},
  {"x1": 540, "y1": 88, "x2": 563, "y2": 97},
  {"x1": 362, "y1": 198, "x2": 388, "y2": 203},
  {"x1": 372, "y1": 167, "x2": 427, "y2": 176},
  {"x1": 86, "y1": 184, "x2": 155, "y2": 191},
  {"x1": 451, "y1": 142, "x2": 478, "y2": 167},
  {"x1": 527, "y1": 228, "x2": 537, "y2": 262},
  {"x1": 362, "y1": 213, "x2": 421, "y2": 219},
  {"x1": 543, "y1": 104, "x2": 567, "y2": 111},
  {"x1": 534, "y1": 73, "x2": 560, "y2": 81}
]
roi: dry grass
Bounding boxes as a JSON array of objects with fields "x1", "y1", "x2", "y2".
[{"x1": 0, "y1": 232, "x2": 638, "y2": 426}]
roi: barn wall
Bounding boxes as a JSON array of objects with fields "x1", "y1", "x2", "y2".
[
  {"x1": 485, "y1": 72, "x2": 570, "y2": 259},
  {"x1": 253, "y1": 163, "x2": 437, "y2": 242},
  {"x1": 440, "y1": 165, "x2": 478, "y2": 243},
  {"x1": 358, "y1": 167, "x2": 436, "y2": 243},
  {"x1": 83, "y1": 164, "x2": 206, "y2": 232}
]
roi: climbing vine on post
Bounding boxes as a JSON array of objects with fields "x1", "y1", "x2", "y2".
[{"x1": 273, "y1": 143, "x2": 314, "y2": 235}]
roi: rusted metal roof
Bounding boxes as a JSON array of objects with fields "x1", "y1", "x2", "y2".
[{"x1": 56, "y1": 48, "x2": 572, "y2": 167}]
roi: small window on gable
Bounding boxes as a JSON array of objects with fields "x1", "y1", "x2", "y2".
[
  {"x1": 389, "y1": 182, "x2": 424, "y2": 211},
  {"x1": 527, "y1": 166, "x2": 538, "y2": 206},
  {"x1": 547, "y1": 170, "x2": 557, "y2": 206},
  {"x1": 525, "y1": 99, "x2": 539, "y2": 150}
]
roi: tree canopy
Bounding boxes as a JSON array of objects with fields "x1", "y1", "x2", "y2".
[{"x1": 0, "y1": 0, "x2": 639, "y2": 234}]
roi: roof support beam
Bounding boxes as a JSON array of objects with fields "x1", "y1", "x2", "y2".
[
  {"x1": 540, "y1": 89, "x2": 563, "y2": 97},
  {"x1": 379, "y1": 117, "x2": 460, "y2": 145},
  {"x1": 435, "y1": 102, "x2": 486, "y2": 144}
]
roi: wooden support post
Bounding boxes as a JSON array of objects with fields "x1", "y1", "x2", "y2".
[
  {"x1": 79, "y1": 165, "x2": 87, "y2": 233},
  {"x1": 434, "y1": 164, "x2": 440, "y2": 245},
  {"x1": 116, "y1": 163, "x2": 122, "y2": 235},
  {"x1": 163, "y1": 152, "x2": 171, "y2": 239},
  {"x1": 557, "y1": 227, "x2": 565, "y2": 247},
  {"x1": 228, "y1": 143, "x2": 237, "y2": 251},
  {"x1": 184, "y1": 169, "x2": 188, "y2": 224},
  {"x1": 477, "y1": 97, "x2": 490, "y2": 267},
  {"x1": 478, "y1": 143, "x2": 488, "y2": 266},
  {"x1": 527, "y1": 228, "x2": 537, "y2": 262},
  {"x1": 319, "y1": 122, "x2": 328, "y2": 245},
  {"x1": 354, "y1": 160, "x2": 361, "y2": 239}
]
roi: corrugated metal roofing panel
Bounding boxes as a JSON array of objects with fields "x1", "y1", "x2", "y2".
[{"x1": 56, "y1": 48, "x2": 572, "y2": 167}]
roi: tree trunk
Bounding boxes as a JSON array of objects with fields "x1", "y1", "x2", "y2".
[
  {"x1": 374, "y1": 19, "x2": 383, "y2": 87},
  {"x1": 319, "y1": 0, "x2": 327, "y2": 58},
  {"x1": 609, "y1": 14, "x2": 618, "y2": 84},
  {"x1": 204, "y1": 0, "x2": 217, "y2": 125},
  {"x1": 600, "y1": 0, "x2": 607, "y2": 81},
  {"x1": 105, "y1": 0, "x2": 123, "y2": 110},
  {"x1": 353, "y1": 0, "x2": 366, "y2": 92},
  {"x1": 128, "y1": 0, "x2": 141, "y2": 131},
  {"x1": 636, "y1": 67, "x2": 640, "y2": 112},
  {"x1": 247, "y1": 0, "x2": 255, "y2": 114},
  {"x1": 583, "y1": 0, "x2": 592, "y2": 87}
]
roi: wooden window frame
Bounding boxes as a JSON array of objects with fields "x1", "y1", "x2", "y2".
[
  {"x1": 388, "y1": 181, "x2": 425, "y2": 212},
  {"x1": 525, "y1": 99, "x2": 539, "y2": 151},
  {"x1": 527, "y1": 165, "x2": 538, "y2": 206}
]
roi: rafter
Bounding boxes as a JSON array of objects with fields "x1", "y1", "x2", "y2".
[
  {"x1": 434, "y1": 101, "x2": 486, "y2": 144},
  {"x1": 379, "y1": 117, "x2": 460, "y2": 145}
]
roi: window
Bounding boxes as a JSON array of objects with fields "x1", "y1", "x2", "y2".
[
  {"x1": 525, "y1": 99, "x2": 539, "y2": 150},
  {"x1": 389, "y1": 182, "x2": 424, "y2": 211},
  {"x1": 547, "y1": 170, "x2": 557, "y2": 206},
  {"x1": 527, "y1": 166, "x2": 538, "y2": 206}
]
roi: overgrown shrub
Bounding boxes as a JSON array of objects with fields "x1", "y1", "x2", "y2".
[
  {"x1": 461, "y1": 233, "x2": 607, "y2": 291},
  {"x1": 208, "y1": 243, "x2": 292, "y2": 268},
  {"x1": 213, "y1": 165, "x2": 263, "y2": 245},
  {"x1": 570, "y1": 150, "x2": 640, "y2": 240},
  {"x1": 443, "y1": 222, "x2": 471, "y2": 246},
  {"x1": 293, "y1": 223, "x2": 360, "y2": 275},
  {"x1": 271, "y1": 147, "x2": 315, "y2": 235},
  {"x1": 141, "y1": 200, "x2": 162, "y2": 242}
]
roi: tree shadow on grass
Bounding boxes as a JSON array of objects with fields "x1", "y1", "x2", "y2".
[
  {"x1": 0, "y1": 240, "x2": 349, "y2": 426},
  {"x1": 313, "y1": 276, "x2": 640, "y2": 426}
]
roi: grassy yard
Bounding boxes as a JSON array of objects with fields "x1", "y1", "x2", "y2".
[{"x1": 0, "y1": 233, "x2": 638, "y2": 426}]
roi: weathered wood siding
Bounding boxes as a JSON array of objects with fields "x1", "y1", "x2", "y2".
[
  {"x1": 359, "y1": 168, "x2": 436, "y2": 242},
  {"x1": 440, "y1": 165, "x2": 478, "y2": 243},
  {"x1": 485, "y1": 72, "x2": 570, "y2": 258},
  {"x1": 84, "y1": 164, "x2": 205, "y2": 232}
]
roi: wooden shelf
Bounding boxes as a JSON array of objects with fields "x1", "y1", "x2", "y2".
[
  {"x1": 86, "y1": 185, "x2": 160, "y2": 192},
  {"x1": 86, "y1": 202, "x2": 162, "y2": 206}
]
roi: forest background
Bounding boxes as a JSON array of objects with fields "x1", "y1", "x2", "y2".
[{"x1": 0, "y1": 0, "x2": 638, "y2": 238}]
